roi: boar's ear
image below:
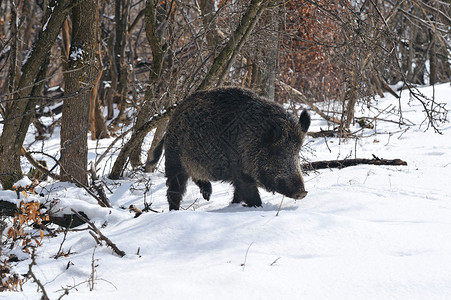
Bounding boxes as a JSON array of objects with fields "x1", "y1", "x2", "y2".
[
  {"x1": 299, "y1": 110, "x2": 311, "y2": 132},
  {"x1": 262, "y1": 123, "x2": 283, "y2": 145}
]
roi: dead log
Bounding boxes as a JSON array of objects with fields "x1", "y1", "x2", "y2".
[
  {"x1": 0, "y1": 200, "x2": 87, "y2": 228},
  {"x1": 302, "y1": 155, "x2": 407, "y2": 171},
  {"x1": 46, "y1": 212, "x2": 88, "y2": 228},
  {"x1": 307, "y1": 130, "x2": 339, "y2": 138},
  {"x1": 0, "y1": 200, "x2": 19, "y2": 217}
]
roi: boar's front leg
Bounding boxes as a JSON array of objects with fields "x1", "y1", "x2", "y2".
[
  {"x1": 193, "y1": 179, "x2": 212, "y2": 201},
  {"x1": 165, "y1": 153, "x2": 189, "y2": 210},
  {"x1": 232, "y1": 173, "x2": 262, "y2": 207}
]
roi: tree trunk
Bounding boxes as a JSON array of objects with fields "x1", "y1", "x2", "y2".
[
  {"x1": 428, "y1": 28, "x2": 437, "y2": 85},
  {"x1": 110, "y1": 0, "x2": 165, "y2": 177},
  {"x1": 60, "y1": 0, "x2": 97, "y2": 185},
  {"x1": 144, "y1": 119, "x2": 167, "y2": 172},
  {"x1": 261, "y1": 7, "x2": 279, "y2": 100},
  {"x1": 0, "y1": 0, "x2": 72, "y2": 189},
  {"x1": 406, "y1": 20, "x2": 417, "y2": 82},
  {"x1": 198, "y1": 0, "x2": 271, "y2": 90},
  {"x1": 6, "y1": 0, "x2": 19, "y2": 100},
  {"x1": 110, "y1": 0, "x2": 130, "y2": 126},
  {"x1": 199, "y1": 0, "x2": 220, "y2": 54},
  {"x1": 110, "y1": 0, "x2": 271, "y2": 178},
  {"x1": 128, "y1": 0, "x2": 165, "y2": 168},
  {"x1": 109, "y1": 106, "x2": 175, "y2": 179},
  {"x1": 90, "y1": 68, "x2": 109, "y2": 140}
]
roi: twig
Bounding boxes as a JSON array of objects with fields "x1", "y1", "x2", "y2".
[
  {"x1": 89, "y1": 246, "x2": 97, "y2": 291},
  {"x1": 270, "y1": 257, "x2": 282, "y2": 266},
  {"x1": 241, "y1": 242, "x2": 254, "y2": 271},
  {"x1": 70, "y1": 209, "x2": 125, "y2": 257},
  {"x1": 276, "y1": 196, "x2": 284, "y2": 216},
  {"x1": 0, "y1": 200, "x2": 87, "y2": 228},
  {"x1": 27, "y1": 248, "x2": 50, "y2": 300},
  {"x1": 94, "y1": 127, "x2": 133, "y2": 169},
  {"x1": 54, "y1": 220, "x2": 72, "y2": 259},
  {"x1": 56, "y1": 278, "x2": 117, "y2": 296},
  {"x1": 22, "y1": 145, "x2": 112, "y2": 208},
  {"x1": 277, "y1": 80, "x2": 342, "y2": 125},
  {"x1": 88, "y1": 163, "x2": 112, "y2": 208},
  {"x1": 69, "y1": 174, "x2": 111, "y2": 208}
]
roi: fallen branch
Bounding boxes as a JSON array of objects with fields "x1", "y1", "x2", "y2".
[
  {"x1": 22, "y1": 146, "x2": 112, "y2": 208},
  {"x1": 0, "y1": 200, "x2": 87, "y2": 228},
  {"x1": 71, "y1": 209, "x2": 125, "y2": 257},
  {"x1": 307, "y1": 130, "x2": 339, "y2": 138},
  {"x1": 88, "y1": 163, "x2": 112, "y2": 208},
  {"x1": 21, "y1": 146, "x2": 62, "y2": 180},
  {"x1": 302, "y1": 155, "x2": 407, "y2": 171},
  {"x1": 68, "y1": 174, "x2": 112, "y2": 208},
  {"x1": 27, "y1": 248, "x2": 50, "y2": 300}
]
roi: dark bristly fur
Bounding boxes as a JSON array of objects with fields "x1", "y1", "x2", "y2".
[{"x1": 152, "y1": 87, "x2": 311, "y2": 210}]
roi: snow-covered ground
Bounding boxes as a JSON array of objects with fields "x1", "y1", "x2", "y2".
[{"x1": 2, "y1": 83, "x2": 451, "y2": 299}]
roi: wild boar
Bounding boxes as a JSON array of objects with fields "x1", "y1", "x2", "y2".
[{"x1": 150, "y1": 87, "x2": 311, "y2": 210}]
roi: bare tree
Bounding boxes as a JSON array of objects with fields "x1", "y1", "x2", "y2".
[
  {"x1": 109, "y1": 0, "x2": 273, "y2": 179},
  {"x1": 0, "y1": 0, "x2": 448, "y2": 190},
  {"x1": 0, "y1": 0, "x2": 72, "y2": 189},
  {"x1": 60, "y1": 0, "x2": 98, "y2": 185}
]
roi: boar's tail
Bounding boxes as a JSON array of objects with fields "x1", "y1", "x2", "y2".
[{"x1": 147, "y1": 135, "x2": 165, "y2": 166}]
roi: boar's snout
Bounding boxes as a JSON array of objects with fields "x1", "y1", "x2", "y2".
[
  {"x1": 293, "y1": 190, "x2": 308, "y2": 200},
  {"x1": 275, "y1": 176, "x2": 308, "y2": 200}
]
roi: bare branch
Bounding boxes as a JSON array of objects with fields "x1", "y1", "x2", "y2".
[
  {"x1": 70, "y1": 209, "x2": 126, "y2": 257},
  {"x1": 277, "y1": 80, "x2": 342, "y2": 125}
]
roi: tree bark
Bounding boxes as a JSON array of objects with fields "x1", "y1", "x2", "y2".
[
  {"x1": 260, "y1": 7, "x2": 279, "y2": 100},
  {"x1": 0, "y1": 0, "x2": 72, "y2": 189},
  {"x1": 428, "y1": 28, "x2": 437, "y2": 85},
  {"x1": 302, "y1": 156, "x2": 407, "y2": 171},
  {"x1": 144, "y1": 119, "x2": 167, "y2": 172},
  {"x1": 128, "y1": 0, "x2": 165, "y2": 168},
  {"x1": 109, "y1": 104, "x2": 176, "y2": 179},
  {"x1": 198, "y1": 0, "x2": 271, "y2": 90},
  {"x1": 199, "y1": 0, "x2": 220, "y2": 53},
  {"x1": 90, "y1": 68, "x2": 109, "y2": 140},
  {"x1": 60, "y1": 0, "x2": 97, "y2": 185}
]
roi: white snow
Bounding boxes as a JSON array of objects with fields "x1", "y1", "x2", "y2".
[
  {"x1": 42, "y1": 4, "x2": 55, "y2": 32},
  {"x1": 70, "y1": 48, "x2": 84, "y2": 61},
  {"x1": 1, "y1": 83, "x2": 451, "y2": 299},
  {"x1": 12, "y1": 176, "x2": 32, "y2": 189}
]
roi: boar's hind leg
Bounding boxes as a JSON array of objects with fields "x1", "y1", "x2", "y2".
[
  {"x1": 232, "y1": 174, "x2": 262, "y2": 207},
  {"x1": 194, "y1": 179, "x2": 212, "y2": 200},
  {"x1": 165, "y1": 154, "x2": 189, "y2": 210}
]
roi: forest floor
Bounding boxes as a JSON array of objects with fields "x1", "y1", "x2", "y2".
[{"x1": 2, "y1": 83, "x2": 451, "y2": 299}]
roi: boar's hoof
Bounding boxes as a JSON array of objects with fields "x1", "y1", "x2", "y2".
[
  {"x1": 194, "y1": 180, "x2": 212, "y2": 201},
  {"x1": 201, "y1": 190, "x2": 211, "y2": 201},
  {"x1": 242, "y1": 203, "x2": 263, "y2": 208}
]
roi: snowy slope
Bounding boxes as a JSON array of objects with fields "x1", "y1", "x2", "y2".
[{"x1": 2, "y1": 83, "x2": 451, "y2": 299}]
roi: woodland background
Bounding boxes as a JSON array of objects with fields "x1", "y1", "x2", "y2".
[
  {"x1": 0, "y1": 0, "x2": 449, "y2": 188},
  {"x1": 0, "y1": 0, "x2": 450, "y2": 296}
]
